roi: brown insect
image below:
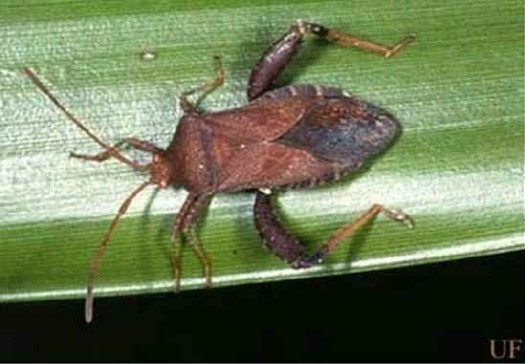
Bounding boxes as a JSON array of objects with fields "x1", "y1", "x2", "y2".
[{"x1": 22, "y1": 20, "x2": 415, "y2": 323}]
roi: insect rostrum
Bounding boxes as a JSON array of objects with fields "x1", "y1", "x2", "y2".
[{"x1": 22, "y1": 20, "x2": 415, "y2": 323}]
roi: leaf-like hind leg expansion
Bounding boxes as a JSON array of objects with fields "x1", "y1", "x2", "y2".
[
  {"x1": 180, "y1": 55, "x2": 225, "y2": 113},
  {"x1": 247, "y1": 20, "x2": 415, "y2": 100},
  {"x1": 253, "y1": 191, "x2": 413, "y2": 269},
  {"x1": 170, "y1": 193, "x2": 214, "y2": 291}
]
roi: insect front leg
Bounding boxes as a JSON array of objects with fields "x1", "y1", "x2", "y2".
[
  {"x1": 254, "y1": 192, "x2": 413, "y2": 269},
  {"x1": 247, "y1": 20, "x2": 415, "y2": 100},
  {"x1": 170, "y1": 193, "x2": 214, "y2": 291},
  {"x1": 70, "y1": 138, "x2": 162, "y2": 170}
]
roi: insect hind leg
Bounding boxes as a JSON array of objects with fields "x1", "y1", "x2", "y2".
[
  {"x1": 306, "y1": 21, "x2": 416, "y2": 58},
  {"x1": 247, "y1": 20, "x2": 415, "y2": 101},
  {"x1": 253, "y1": 192, "x2": 413, "y2": 269},
  {"x1": 293, "y1": 203, "x2": 413, "y2": 267},
  {"x1": 253, "y1": 191, "x2": 308, "y2": 268}
]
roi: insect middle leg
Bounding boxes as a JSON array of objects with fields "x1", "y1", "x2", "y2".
[
  {"x1": 254, "y1": 192, "x2": 413, "y2": 268},
  {"x1": 170, "y1": 193, "x2": 214, "y2": 291},
  {"x1": 247, "y1": 20, "x2": 415, "y2": 100},
  {"x1": 180, "y1": 55, "x2": 224, "y2": 113}
]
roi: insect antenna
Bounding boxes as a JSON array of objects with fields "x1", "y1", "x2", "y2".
[
  {"x1": 21, "y1": 68, "x2": 142, "y2": 170},
  {"x1": 84, "y1": 180, "x2": 151, "y2": 323}
]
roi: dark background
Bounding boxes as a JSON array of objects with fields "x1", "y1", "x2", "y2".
[{"x1": 3, "y1": 250, "x2": 525, "y2": 362}]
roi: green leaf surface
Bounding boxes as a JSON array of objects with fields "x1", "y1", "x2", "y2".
[{"x1": 1, "y1": 0, "x2": 523, "y2": 303}]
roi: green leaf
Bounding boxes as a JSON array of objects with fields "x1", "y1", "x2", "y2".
[{"x1": 1, "y1": 0, "x2": 523, "y2": 305}]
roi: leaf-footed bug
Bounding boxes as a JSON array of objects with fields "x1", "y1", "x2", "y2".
[{"x1": 22, "y1": 20, "x2": 415, "y2": 323}]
